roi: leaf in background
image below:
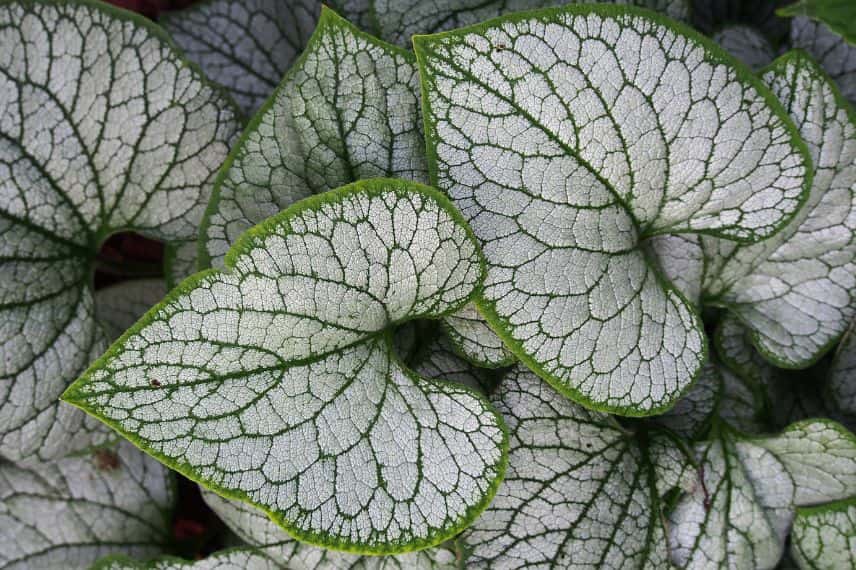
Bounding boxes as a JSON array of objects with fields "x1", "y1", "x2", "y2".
[
  {"x1": 407, "y1": 326, "x2": 507, "y2": 395},
  {"x1": 715, "y1": 315, "x2": 838, "y2": 431},
  {"x1": 656, "y1": 361, "x2": 721, "y2": 439},
  {"x1": 453, "y1": 365, "x2": 693, "y2": 568},
  {"x1": 95, "y1": 280, "x2": 169, "y2": 341},
  {"x1": 416, "y1": 4, "x2": 810, "y2": 415},
  {"x1": 0, "y1": 0, "x2": 239, "y2": 464},
  {"x1": 199, "y1": 7, "x2": 427, "y2": 267},
  {"x1": 371, "y1": 0, "x2": 690, "y2": 47},
  {"x1": 779, "y1": 0, "x2": 856, "y2": 46},
  {"x1": 92, "y1": 549, "x2": 282, "y2": 570},
  {"x1": 691, "y1": 0, "x2": 791, "y2": 47},
  {"x1": 441, "y1": 304, "x2": 514, "y2": 368},
  {"x1": 668, "y1": 419, "x2": 856, "y2": 569},
  {"x1": 790, "y1": 16, "x2": 856, "y2": 106},
  {"x1": 713, "y1": 24, "x2": 778, "y2": 70},
  {"x1": 198, "y1": 6, "x2": 503, "y2": 369},
  {"x1": 828, "y1": 322, "x2": 856, "y2": 417},
  {"x1": 327, "y1": 0, "x2": 377, "y2": 34},
  {"x1": 698, "y1": 51, "x2": 856, "y2": 368},
  {"x1": 789, "y1": 497, "x2": 856, "y2": 570},
  {"x1": 161, "y1": 0, "x2": 320, "y2": 117},
  {"x1": 201, "y1": 488, "x2": 457, "y2": 569},
  {"x1": 655, "y1": 315, "x2": 771, "y2": 438},
  {"x1": 0, "y1": 442, "x2": 174, "y2": 569},
  {"x1": 65, "y1": 180, "x2": 506, "y2": 554}
]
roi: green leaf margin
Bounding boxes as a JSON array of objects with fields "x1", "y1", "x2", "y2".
[
  {"x1": 413, "y1": 3, "x2": 815, "y2": 416},
  {"x1": 63, "y1": 178, "x2": 509, "y2": 556},
  {"x1": 706, "y1": 48, "x2": 856, "y2": 372},
  {"x1": 195, "y1": 6, "x2": 416, "y2": 270}
]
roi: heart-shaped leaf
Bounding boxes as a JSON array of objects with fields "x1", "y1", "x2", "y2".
[
  {"x1": 454, "y1": 365, "x2": 695, "y2": 568},
  {"x1": 0, "y1": 442, "x2": 174, "y2": 569},
  {"x1": 64, "y1": 179, "x2": 507, "y2": 554},
  {"x1": 371, "y1": 0, "x2": 690, "y2": 47},
  {"x1": 0, "y1": 0, "x2": 240, "y2": 464},
  {"x1": 695, "y1": 51, "x2": 856, "y2": 368},
  {"x1": 790, "y1": 497, "x2": 856, "y2": 570},
  {"x1": 668, "y1": 419, "x2": 856, "y2": 569},
  {"x1": 415, "y1": 4, "x2": 810, "y2": 415},
  {"x1": 161, "y1": 0, "x2": 321, "y2": 116}
]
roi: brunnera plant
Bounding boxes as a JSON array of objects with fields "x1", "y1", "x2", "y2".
[{"x1": 1, "y1": 0, "x2": 855, "y2": 569}]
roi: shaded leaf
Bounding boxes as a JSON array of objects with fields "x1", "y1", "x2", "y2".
[
  {"x1": 0, "y1": 442, "x2": 174, "y2": 569},
  {"x1": 162, "y1": 0, "x2": 321, "y2": 116}
]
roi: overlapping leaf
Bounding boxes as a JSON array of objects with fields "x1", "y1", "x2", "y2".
[
  {"x1": 0, "y1": 442, "x2": 174, "y2": 569},
  {"x1": 779, "y1": 0, "x2": 856, "y2": 47},
  {"x1": 828, "y1": 322, "x2": 856, "y2": 417},
  {"x1": 790, "y1": 16, "x2": 856, "y2": 106},
  {"x1": 789, "y1": 497, "x2": 856, "y2": 570},
  {"x1": 161, "y1": 0, "x2": 321, "y2": 116},
  {"x1": 668, "y1": 419, "x2": 856, "y2": 569},
  {"x1": 694, "y1": 52, "x2": 856, "y2": 368},
  {"x1": 453, "y1": 365, "x2": 694, "y2": 569},
  {"x1": 202, "y1": 488, "x2": 457, "y2": 569},
  {"x1": 64, "y1": 180, "x2": 507, "y2": 554},
  {"x1": 93, "y1": 550, "x2": 282, "y2": 570},
  {"x1": 0, "y1": 0, "x2": 239, "y2": 463},
  {"x1": 371, "y1": 0, "x2": 690, "y2": 47},
  {"x1": 198, "y1": 6, "x2": 501, "y2": 369},
  {"x1": 713, "y1": 25, "x2": 777, "y2": 70},
  {"x1": 416, "y1": 4, "x2": 810, "y2": 415},
  {"x1": 199, "y1": 7, "x2": 427, "y2": 267},
  {"x1": 440, "y1": 304, "x2": 514, "y2": 368}
]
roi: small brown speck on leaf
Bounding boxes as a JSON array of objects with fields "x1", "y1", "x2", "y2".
[{"x1": 93, "y1": 449, "x2": 120, "y2": 471}]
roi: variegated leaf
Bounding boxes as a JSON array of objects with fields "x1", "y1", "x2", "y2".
[
  {"x1": 64, "y1": 180, "x2": 506, "y2": 554},
  {"x1": 416, "y1": 4, "x2": 809, "y2": 415}
]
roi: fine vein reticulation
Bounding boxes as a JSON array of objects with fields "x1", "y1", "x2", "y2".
[
  {"x1": 456, "y1": 365, "x2": 691, "y2": 569},
  {"x1": 0, "y1": 442, "x2": 174, "y2": 569},
  {"x1": 0, "y1": 0, "x2": 239, "y2": 464},
  {"x1": 371, "y1": 0, "x2": 690, "y2": 47},
  {"x1": 65, "y1": 180, "x2": 507, "y2": 554},
  {"x1": 790, "y1": 497, "x2": 856, "y2": 570},
  {"x1": 416, "y1": 5, "x2": 810, "y2": 415},
  {"x1": 688, "y1": 52, "x2": 856, "y2": 368},
  {"x1": 198, "y1": 6, "x2": 505, "y2": 370},
  {"x1": 162, "y1": 0, "x2": 321, "y2": 116}
]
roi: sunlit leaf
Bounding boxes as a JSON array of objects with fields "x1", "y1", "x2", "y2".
[
  {"x1": 65, "y1": 180, "x2": 506, "y2": 554},
  {"x1": 0, "y1": 0, "x2": 239, "y2": 464},
  {"x1": 416, "y1": 4, "x2": 810, "y2": 414}
]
